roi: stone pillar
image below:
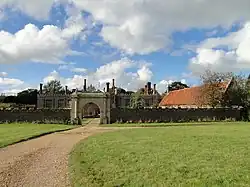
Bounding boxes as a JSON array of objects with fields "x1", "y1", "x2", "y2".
[{"x1": 70, "y1": 94, "x2": 78, "y2": 121}]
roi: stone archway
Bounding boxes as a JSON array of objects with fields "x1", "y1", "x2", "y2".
[
  {"x1": 70, "y1": 92, "x2": 111, "y2": 124},
  {"x1": 82, "y1": 102, "x2": 100, "y2": 118}
]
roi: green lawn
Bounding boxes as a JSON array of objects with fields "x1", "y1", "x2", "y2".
[
  {"x1": 70, "y1": 122, "x2": 250, "y2": 187},
  {"x1": 103, "y1": 121, "x2": 248, "y2": 127},
  {"x1": 0, "y1": 123, "x2": 76, "y2": 148}
]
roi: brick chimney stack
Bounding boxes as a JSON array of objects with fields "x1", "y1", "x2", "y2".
[
  {"x1": 147, "y1": 82, "x2": 151, "y2": 94},
  {"x1": 65, "y1": 86, "x2": 68, "y2": 95},
  {"x1": 112, "y1": 79, "x2": 115, "y2": 88},
  {"x1": 153, "y1": 84, "x2": 156, "y2": 94},
  {"x1": 106, "y1": 82, "x2": 110, "y2": 92},
  {"x1": 40, "y1": 83, "x2": 43, "y2": 94},
  {"x1": 144, "y1": 84, "x2": 148, "y2": 95},
  {"x1": 83, "y1": 79, "x2": 87, "y2": 91}
]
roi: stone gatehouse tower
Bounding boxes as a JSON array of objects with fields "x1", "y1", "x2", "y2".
[{"x1": 70, "y1": 91, "x2": 111, "y2": 124}]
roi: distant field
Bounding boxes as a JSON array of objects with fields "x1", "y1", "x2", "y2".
[
  {"x1": 70, "y1": 122, "x2": 250, "y2": 186},
  {"x1": 103, "y1": 121, "x2": 249, "y2": 127},
  {"x1": 0, "y1": 123, "x2": 76, "y2": 148}
]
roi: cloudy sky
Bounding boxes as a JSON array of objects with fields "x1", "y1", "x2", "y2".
[{"x1": 0, "y1": 0, "x2": 250, "y2": 95}]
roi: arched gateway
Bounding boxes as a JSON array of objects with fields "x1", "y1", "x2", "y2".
[{"x1": 70, "y1": 92, "x2": 111, "y2": 124}]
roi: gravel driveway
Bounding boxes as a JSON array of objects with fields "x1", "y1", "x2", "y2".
[{"x1": 0, "y1": 119, "x2": 114, "y2": 187}]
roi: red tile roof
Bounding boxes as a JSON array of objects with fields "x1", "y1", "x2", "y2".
[{"x1": 159, "y1": 81, "x2": 231, "y2": 107}]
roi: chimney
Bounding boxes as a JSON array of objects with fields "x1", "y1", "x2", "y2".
[
  {"x1": 144, "y1": 85, "x2": 148, "y2": 95},
  {"x1": 147, "y1": 82, "x2": 151, "y2": 94},
  {"x1": 112, "y1": 79, "x2": 115, "y2": 88},
  {"x1": 65, "y1": 86, "x2": 68, "y2": 95},
  {"x1": 40, "y1": 83, "x2": 43, "y2": 94},
  {"x1": 106, "y1": 82, "x2": 110, "y2": 92},
  {"x1": 153, "y1": 84, "x2": 156, "y2": 94},
  {"x1": 83, "y1": 79, "x2": 87, "y2": 91}
]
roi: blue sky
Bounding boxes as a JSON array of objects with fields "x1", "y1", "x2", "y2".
[{"x1": 0, "y1": 0, "x2": 250, "y2": 95}]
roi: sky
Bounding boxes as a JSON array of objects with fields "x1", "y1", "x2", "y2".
[{"x1": 0, "y1": 0, "x2": 250, "y2": 95}]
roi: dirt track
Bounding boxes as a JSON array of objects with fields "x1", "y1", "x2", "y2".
[{"x1": 0, "y1": 119, "x2": 118, "y2": 187}]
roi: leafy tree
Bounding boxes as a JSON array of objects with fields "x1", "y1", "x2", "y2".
[
  {"x1": 3, "y1": 96, "x2": 17, "y2": 103},
  {"x1": 130, "y1": 92, "x2": 145, "y2": 109},
  {"x1": 0, "y1": 94, "x2": 5, "y2": 103},
  {"x1": 86, "y1": 84, "x2": 97, "y2": 92},
  {"x1": 199, "y1": 70, "x2": 250, "y2": 107},
  {"x1": 86, "y1": 84, "x2": 102, "y2": 93},
  {"x1": 16, "y1": 89, "x2": 38, "y2": 105},
  {"x1": 167, "y1": 81, "x2": 189, "y2": 92},
  {"x1": 43, "y1": 80, "x2": 64, "y2": 94},
  {"x1": 116, "y1": 88, "x2": 126, "y2": 94},
  {"x1": 199, "y1": 70, "x2": 233, "y2": 107}
]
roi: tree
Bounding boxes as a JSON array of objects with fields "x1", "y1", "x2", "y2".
[
  {"x1": 16, "y1": 89, "x2": 38, "y2": 105},
  {"x1": 167, "y1": 81, "x2": 189, "y2": 92},
  {"x1": 226, "y1": 75, "x2": 250, "y2": 108},
  {"x1": 199, "y1": 70, "x2": 250, "y2": 107},
  {"x1": 199, "y1": 70, "x2": 233, "y2": 107},
  {"x1": 43, "y1": 80, "x2": 64, "y2": 94},
  {"x1": 3, "y1": 96, "x2": 17, "y2": 103},
  {"x1": 86, "y1": 84, "x2": 102, "y2": 93},
  {"x1": 0, "y1": 94, "x2": 5, "y2": 103},
  {"x1": 130, "y1": 92, "x2": 145, "y2": 109},
  {"x1": 116, "y1": 88, "x2": 126, "y2": 94}
]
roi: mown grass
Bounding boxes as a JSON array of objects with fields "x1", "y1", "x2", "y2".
[
  {"x1": 102, "y1": 121, "x2": 248, "y2": 127},
  {"x1": 70, "y1": 122, "x2": 250, "y2": 187},
  {"x1": 0, "y1": 123, "x2": 76, "y2": 148}
]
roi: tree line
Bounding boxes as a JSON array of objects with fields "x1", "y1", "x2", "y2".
[
  {"x1": 1, "y1": 71, "x2": 250, "y2": 109},
  {"x1": 0, "y1": 80, "x2": 105, "y2": 105}
]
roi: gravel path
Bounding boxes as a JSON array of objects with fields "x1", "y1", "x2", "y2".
[{"x1": 0, "y1": 119, "x2": 119, "y2": 187}]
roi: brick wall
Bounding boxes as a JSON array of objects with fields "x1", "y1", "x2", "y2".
[
  {"x1": 110, "y1": 108, "x2": 242, "y2": 123},
  {"x1": 0, "y1": 109, "x2": 70, "y2": 123}
]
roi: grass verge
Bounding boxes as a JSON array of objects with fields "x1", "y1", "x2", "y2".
[
  {"x1": 70, "y1": 123, "x2": 250, "y2": 186},
  {"x1": 0, "y1": 123, "x2": 77, "y2": 148}
]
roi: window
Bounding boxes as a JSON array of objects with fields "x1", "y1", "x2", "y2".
[
  {"x1": 58, "y1": 99, "x2": 65, "y2": 108},
  {"x1": 45, "y1": 99, "x2": 53, "y2": 108}
]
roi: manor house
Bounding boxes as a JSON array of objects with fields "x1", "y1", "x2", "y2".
[{"x1": 37, "y1": 79, "x2": 161, "y2": 122}]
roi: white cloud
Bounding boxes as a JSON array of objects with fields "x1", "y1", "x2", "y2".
[
  {"x1": 58, "y1": 64, "x2": 87, "y2": 73},
  {"x1": 43, "y1": 58, "x2": 156, "y2": 91},
  {"x1": 72, "y1": 0, "x2": 250, "y2": 54},
  {"x1": 71, "y1": 68, "x2": 87, "y2": 73},
  {"x1": 43, "y1": 58, "x2": 188, "y2": 93},
  {"x1": 0, "y1": 21, "x2": 85, "y2": 64},
  {"x1": 0, "y1": 77, "x2": 23, "y2": 86},
  {"x1": 0, "y1": 0, "x2": 59, "y2": 20},
  {"x1": 189, "y1": 22, "x2": 250, "y2": 74}
]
